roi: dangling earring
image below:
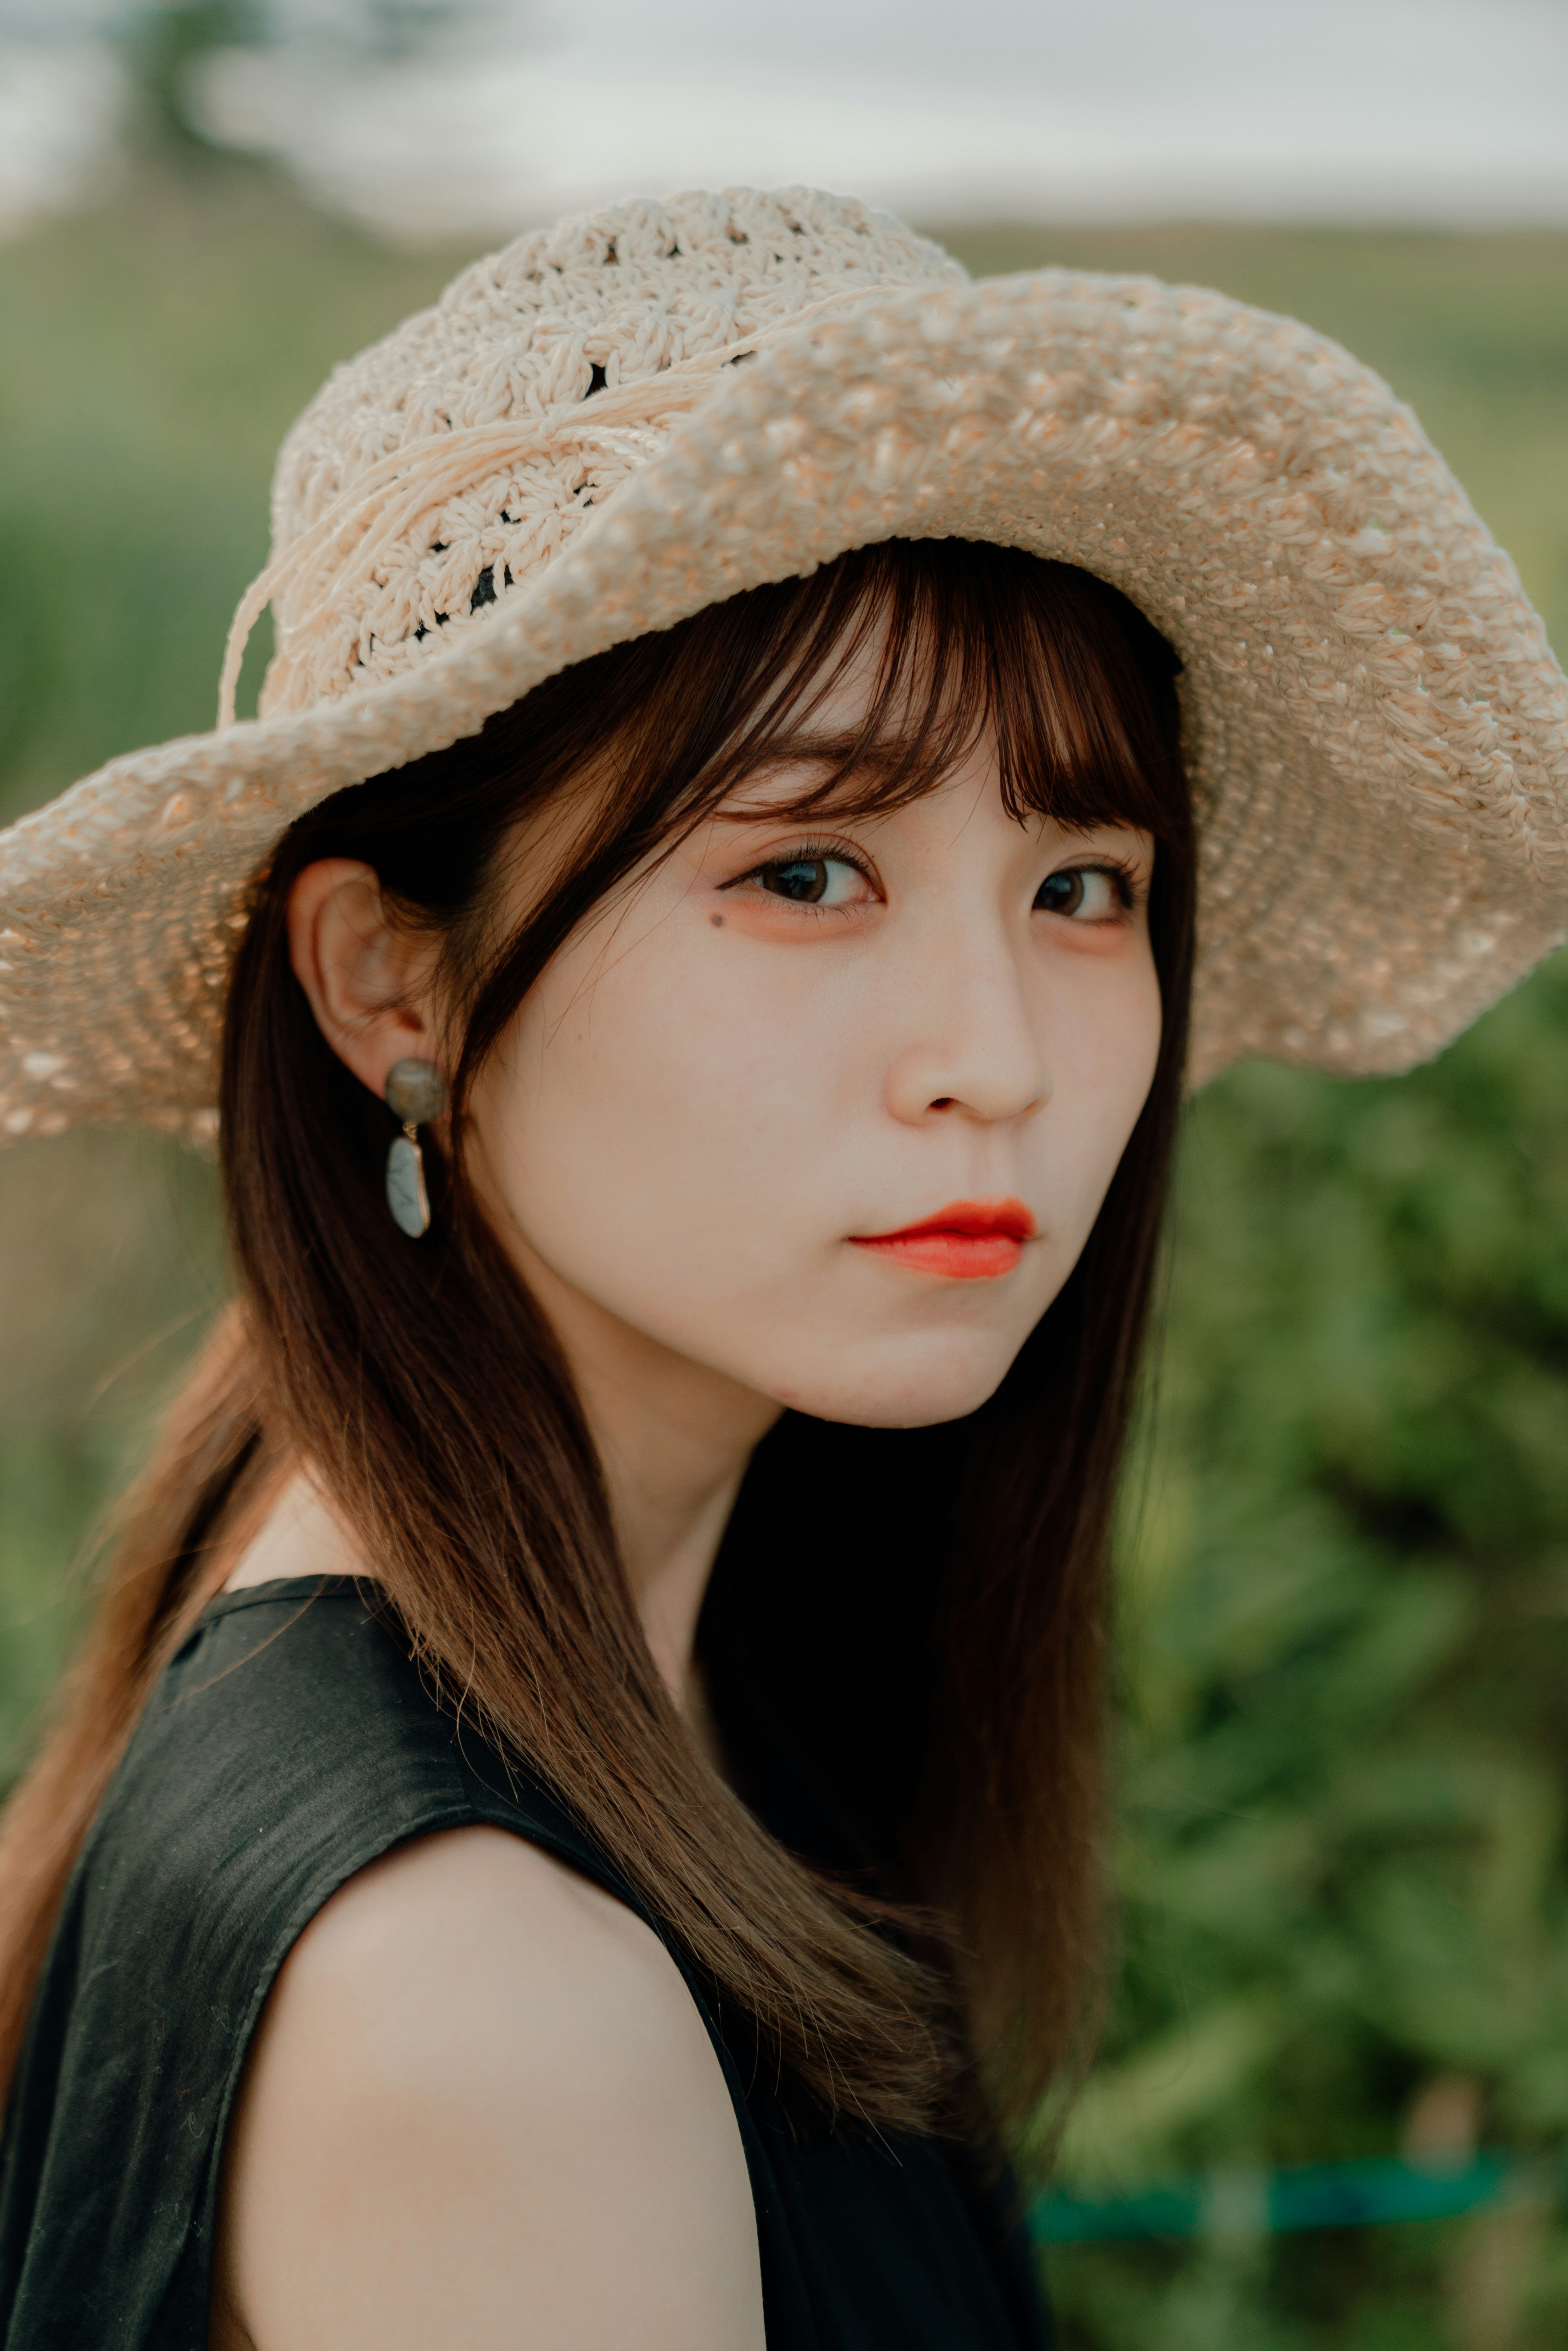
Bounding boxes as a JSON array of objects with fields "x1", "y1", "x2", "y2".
[{"x1": 383, "y1": 1058, "x2": 449, "y2": 1238}]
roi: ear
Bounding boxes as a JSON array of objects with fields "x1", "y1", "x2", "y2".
[{"x1": 287, "y1": 860, "x2": 445, "y2": 1105}]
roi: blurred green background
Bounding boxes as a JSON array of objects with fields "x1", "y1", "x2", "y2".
[{"x1": 4, "y1": 66, "x2": 1568, "y2": 2351}]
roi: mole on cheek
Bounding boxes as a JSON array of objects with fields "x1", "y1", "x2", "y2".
[{"x1": 711, "y1": 914, "x2": 724, "y2": 927}]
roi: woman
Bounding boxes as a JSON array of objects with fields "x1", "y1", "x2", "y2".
[{"x1": 0, "y1": 188, "x2": 1562, "y2": 2351}]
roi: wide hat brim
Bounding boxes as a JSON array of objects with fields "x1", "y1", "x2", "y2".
[{"x1": 3, "y1": 266, "x2": 1566, "y2": 1143}]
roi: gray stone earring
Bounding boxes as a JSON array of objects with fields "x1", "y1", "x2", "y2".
[{"x1": 383, "y1": 1057, "x2": 449, "y2": 1238}]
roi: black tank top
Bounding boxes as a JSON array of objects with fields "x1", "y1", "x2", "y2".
[{"x1": 0, "y1": 1579, "x2": 1050, "y2": 2349}]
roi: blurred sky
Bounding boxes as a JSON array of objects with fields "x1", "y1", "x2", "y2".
[{"x1": 2, "y1": 0, "x2": 1567, "y2": 237}]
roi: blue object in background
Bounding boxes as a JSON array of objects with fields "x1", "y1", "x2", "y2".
[{"x1": 1030, "y1": 2153, "x2": 1535, "y2": 2243}]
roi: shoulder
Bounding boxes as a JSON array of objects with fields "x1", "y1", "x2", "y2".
[
  {"x1": 218, "y1": 1471, "x2": 368, "y2": 1593},
  {"x1": 215, "y1": 1824, "x2": 764, "y2": 2351},
  {"x1": 247, "y1": 1822, "x2": 709, "y2": 2096}
]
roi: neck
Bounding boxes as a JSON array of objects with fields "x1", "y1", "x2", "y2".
[
  {"x1": 512, "y1": 1249, "x2": 782, "y2": 1706},
  {"x1": 225, "y1": 1246, "x2": 780, "y2": 1725},
  {"x1": 597, "y1": 1423, "x2": 750, "y2": 1700}
]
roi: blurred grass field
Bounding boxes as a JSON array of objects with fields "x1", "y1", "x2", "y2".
[{"x1": 4, "y1": 158, "x2": 1568, "y2": 2350}]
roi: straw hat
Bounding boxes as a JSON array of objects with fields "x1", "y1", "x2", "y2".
[{"x1": 2, "y1": 185, "x2": 1565, "y2": 1144}]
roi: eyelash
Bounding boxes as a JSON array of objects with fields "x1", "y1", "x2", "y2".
[
  {"x1": 724, "y1": 836, "x2": 875, "y2": 915},
  {"x1": 1070, "y1": 855, "x2": 1142, "y2": 914},
  {"x1": 724, "y1": 841, "x2": 1143, "y2": 917}
]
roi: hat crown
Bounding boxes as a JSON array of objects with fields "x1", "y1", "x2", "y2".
[{"x1": 258, "y1": 188, "x2": 964, "y2": 717}]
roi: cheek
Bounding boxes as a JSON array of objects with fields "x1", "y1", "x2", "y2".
[
  {"x1": 479, "y1": 927, "x2": 863, "y2": 1304},
  {"x1": 1035, "y1": 949, "x2": 1164, "y2": 1228}
]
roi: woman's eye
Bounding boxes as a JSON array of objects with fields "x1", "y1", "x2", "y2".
[
  {"x1": 757, "y1": 856, "x2": 867, "y2": 906},
  {"x1": 1034, "y1": 867, "x2": 1120, "y2": 920}
]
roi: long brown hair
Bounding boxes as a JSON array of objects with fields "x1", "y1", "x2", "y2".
[{"x1": 0, "y1": 540, "x2": 1194, "y2": 2135}]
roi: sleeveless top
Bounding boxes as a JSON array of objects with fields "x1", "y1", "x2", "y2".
[{"x1": 0, "y1": 1578, "x2": 1051, "y2": 2350}]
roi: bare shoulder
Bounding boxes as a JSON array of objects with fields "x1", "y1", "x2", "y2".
[
  {"x1": 219, "y1": 1470, "x2": 365, "y2": 1592},
  {"x1": 212, "y1": 1825, "x2": 763, "y2": 2351}
]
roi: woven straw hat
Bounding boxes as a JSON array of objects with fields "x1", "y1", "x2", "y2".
[{"x1": 3, "y1": 185, "x2": 1566, "y2": 1145}]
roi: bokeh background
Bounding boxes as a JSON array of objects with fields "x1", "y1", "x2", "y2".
[{"x1": 3, "y1": 3, "x2": 1568, "y2": 2345}]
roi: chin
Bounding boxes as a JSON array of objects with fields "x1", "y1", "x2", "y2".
[{"x1": 764, "y1": 1335, "x2": 1023, "y2": 1432}]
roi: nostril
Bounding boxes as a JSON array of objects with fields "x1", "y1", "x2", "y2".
[{"x1": 929, "y1": 1097, "x2": 955, "y2": 1112}]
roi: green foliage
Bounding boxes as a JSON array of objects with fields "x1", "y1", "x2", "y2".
[
  {"x1": 1042, "y1": 978, "x2": 1568, "y2": 2347},
  {"x1": 1, "y1": 178, "x2": 1566, "y2": 2349},
  {"x1": 0, "y1": 172, "x2": 471, "y2": 822}
]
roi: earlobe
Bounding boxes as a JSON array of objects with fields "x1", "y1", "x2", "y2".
[{"x1": 285, "y1": 858, "x2": 443, "y2": 1105}]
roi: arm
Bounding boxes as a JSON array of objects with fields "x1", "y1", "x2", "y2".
[{"x1": 210, "y1": 1825, "x2": 764, "y2": 2351}]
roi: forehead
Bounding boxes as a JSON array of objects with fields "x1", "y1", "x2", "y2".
[{"x1": 701, "y1": 593, "x2": 1001, "y2": 816}]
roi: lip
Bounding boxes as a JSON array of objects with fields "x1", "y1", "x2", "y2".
[{"x1": 848, "y1": 1197, "x2": 1037, "y2": 1281}]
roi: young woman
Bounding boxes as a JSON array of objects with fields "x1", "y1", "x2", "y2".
[{"x1": 0, "y1": 188, "x2": 1561, "y2": 2351}]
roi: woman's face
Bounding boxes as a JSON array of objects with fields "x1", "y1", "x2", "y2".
[{"x1": 464, "y1": 673, "x2": 1164, "y2": 1433}]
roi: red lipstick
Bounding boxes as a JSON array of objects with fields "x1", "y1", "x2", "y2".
[{"x1": 849, "y1": 1198, "x2": 1036, "y2": 1281}]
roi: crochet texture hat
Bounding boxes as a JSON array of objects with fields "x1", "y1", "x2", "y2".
[{"x1": 2, "y1": 185, "x2": 1566, "y2": 1143}]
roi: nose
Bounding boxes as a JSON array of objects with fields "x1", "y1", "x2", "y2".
[{"x1": 882, "y1": 932, "x2": 1052, "y2": 1128}]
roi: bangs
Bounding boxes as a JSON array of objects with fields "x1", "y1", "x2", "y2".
[
  {"x1": 653, "y1": 540, "x2": 1187, "y2": 849},
  {"x1": 327, "y1": 536, "x2": 1193, "y2": 1090}
]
